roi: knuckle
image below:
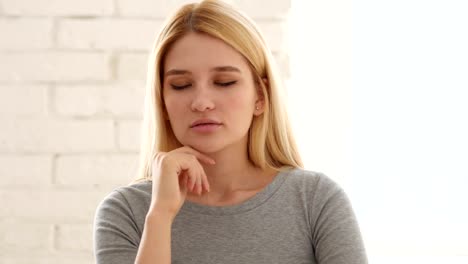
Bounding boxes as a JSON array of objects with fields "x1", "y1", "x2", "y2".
[{"x1": 154, "y1": 152, "x2": 166, "y2": 162}]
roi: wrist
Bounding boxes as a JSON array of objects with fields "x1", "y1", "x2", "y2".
[{"x1": 146, "y1": 207, "x2": 176, "y2": 223}]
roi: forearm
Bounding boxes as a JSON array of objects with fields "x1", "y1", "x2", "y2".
[{"x1": 135, "y1": 211, "x2": 173, "y2": 264}]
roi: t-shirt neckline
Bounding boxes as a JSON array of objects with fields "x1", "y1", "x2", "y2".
[{"x1": 180, "y1": 168, "x2": 293, "y2": 216}]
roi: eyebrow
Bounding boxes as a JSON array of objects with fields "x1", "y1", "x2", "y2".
[{"x1": 164, "y1": 66, "x2": 241, "y2": 77}]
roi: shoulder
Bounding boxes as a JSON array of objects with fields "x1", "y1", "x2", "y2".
[
  {"x1": 98, "y1": 181, "x2": 152, "y2": 208},
  {"x1": 93, "y1": 181, "x2": 153, "y2": 258},
  {"x1": 116, "y1": 180, "x2": 153, "y2": 203},
  {"x1": 285, "y1": 170, "x2": 368, "y2": 262},
  {"x1": 284, "y1": 167, "x2": 344, "y2": 195},
  {"x1": 95, "y1": 181, "x2": 153, "y2": 225},
  {"x1": 282, "y1": 167, "x2": 350, "y2": 212}
]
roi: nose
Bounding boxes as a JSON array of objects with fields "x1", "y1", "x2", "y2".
[{"x1": 190, "y1": 88, "x2": 215, "y2": 112}]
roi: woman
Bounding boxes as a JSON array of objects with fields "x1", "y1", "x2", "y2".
[{"x1": 93, "y1": 0, "x2": 367, "y2": 263}]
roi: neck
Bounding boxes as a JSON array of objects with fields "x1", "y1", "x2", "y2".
[
  {"x1": 203, "y1": 150, "x2": 256, "y2": 192},
  {"x1": 198, "y1": 136, "x2": 275, "y2": 197}
]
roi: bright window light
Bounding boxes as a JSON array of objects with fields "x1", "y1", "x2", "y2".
[{"x1": 287, "y1": 0, "x2": 468, "y2": 262}]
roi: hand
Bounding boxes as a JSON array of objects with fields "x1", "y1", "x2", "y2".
[{"x1": 148, "y1": 146, "x2": 215, "y2": 219}]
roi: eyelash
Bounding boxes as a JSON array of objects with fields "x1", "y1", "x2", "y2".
[{"x1": 170, "y1": 81, "x2": 237, "y2": 90}]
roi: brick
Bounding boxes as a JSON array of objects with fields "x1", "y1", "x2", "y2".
[
  {"x1": 55, "y1": 224, "x2": 93, "y2": 251},
  {"x1": 54, "y1": 82, "x2": 145, "y2": 118},
  {"x1": 0, "y1": 52, "x2": 111, "y2": 82},
  {"x1": 0, "y1": 189, "x2": 112, "y2": 223},
  {"x1": 1, "y1": 0, "x2": 114, "y2": 16},
  {"x1": 0, "y1": 85, "x2": 48, "y2": 116},
  {"x1": 58, "y1": 18, "x2": 162, "y2": 51},
  {"x1": 0, "y1": 155, "x2": 52, "y2": 186},
  {"x1": 55, "y1": 154, "x2": 139, "y2": 186},
  {"x1": 0, "y1": 18, "x2": 53, "y2": 50},
  {"x1": 117, "y1": 52, "x2": 148, "y2": 81},
  {"x1": 118, "y1": 120, "x2": 142, "y2": 151},
  {"x1": 0, "y1": 118, "x2": 114, "y2": 153},
  {"x1": 0, "y1": 218, "x2": 53, "y2": 252}
]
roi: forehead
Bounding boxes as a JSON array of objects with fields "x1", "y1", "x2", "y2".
[{"x1": 163, "y1": 32, "x2": 251, "y2": 74}]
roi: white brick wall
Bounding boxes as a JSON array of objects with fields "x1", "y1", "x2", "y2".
[
  {"x1": 0, "y1": 18, "x2": 53, "y2": 50},
  {"x1": 0, "y1": 52, "x2": 111, "y2": 81},
  {"x1": 57, "y1": 19, "x2": 162, "y2": 50},
  {"x1": 1, "y1": 0, "x2": 114, "y2": 16},
  {"x1": 0, "y1": 85, "x2": 48, "y2": 116},
  {"x1": 0, "y1": 0, "x2": 290, "y2": 263},
  {"x1": 54, "y1": 82, "x2": 145, "y2": 117}
]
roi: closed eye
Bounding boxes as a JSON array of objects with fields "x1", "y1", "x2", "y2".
[
  {"x1": 215, "y1": 81, "x2": 237, "y2": 87},
  {"x1": 170, "y1": 84, "x2": 191, "y2": 90}
]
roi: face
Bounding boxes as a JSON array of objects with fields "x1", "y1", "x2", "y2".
[{"x1": 162, "y1": 32, "x2": 264, "y2": 154}]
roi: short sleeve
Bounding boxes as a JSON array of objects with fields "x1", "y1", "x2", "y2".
[
  {"x1": 309, "y1": 173, "x2": 368, "y2": 264},
  {"x1": 93, "y1": 189, "x2": 141, "y2": 264}
]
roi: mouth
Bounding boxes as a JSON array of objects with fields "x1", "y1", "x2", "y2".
[
  {"x1": 190, "y1": 122, "x2": 222, "y2": 133},
  {"x1": 190, "y1": 122, "x2": 221, "y2": 128}
]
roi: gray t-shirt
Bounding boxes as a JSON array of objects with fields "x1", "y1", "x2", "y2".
[{"x1": 93, "y1": 168, "x2": 367, "y2": 264}]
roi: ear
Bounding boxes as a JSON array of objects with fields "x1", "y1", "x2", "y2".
[{"x1": 254, "y1": 78, "x2": 268, "y2": 116}]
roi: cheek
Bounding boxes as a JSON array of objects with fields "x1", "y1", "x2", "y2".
[
  {"x1": 163, "y1": 98, "x2": 186, "y2": 129},
  {"x1": 225, "y1": 92, "x2": 255, "y2": 123},
  {"x1": 228, "y1": 89, "x2": 255, "y2": 109},
  {"x1": 164, "y1": 100, "x2": 186, "y2": 137},
  {"x1": 164, "y1": 94, "x2": 184, "y2": 115},
  {"x1": 164, "y1": 99, "x2": 176, "y2": 116}
]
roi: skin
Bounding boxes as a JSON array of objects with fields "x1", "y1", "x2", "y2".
[{"x1": 161, "y1": 32, "x2": 277, "y2": 205}]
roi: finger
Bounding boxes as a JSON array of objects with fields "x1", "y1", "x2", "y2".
[
  {"x1": 196, "y1": 170, "x2": 202, "y2": 195},
  {"x1": 202, "y1": 169, "x2": 210, "y2": 192},
  {"x1": 185, "y1": 172, "x2": 195, "y2": 192},
  {"x1": 176, "y1": 153, "x2": 207, "y2": 195},
  {"x1": 188, "y1": 156, "x2": 203, "y2": 194},
  {"x1": 185, "y1": 173, "x2": 193, "y2": 192},
  {"x1": 179, "y1": 172, "x2": 188, "y2": 194},
  {"x1": 178, "y1": 146, "x2": 216, "y2": 165},
  {"x1": 196, "y1": 161, "x2": 210, "y2": 193},
  {"x1": 189, "y1": 172, "x2": 196, "y2": 191},
  {"x1": 191, "y1": 162, "x2": 201, "y2": 195},
  {"x1": 179, "y1": 158, "x2": 198, "y2": 192}
]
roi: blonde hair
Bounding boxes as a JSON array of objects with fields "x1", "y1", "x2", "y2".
[{"x1": 131, "y1": 0, "x2": 302, "y2": 184}]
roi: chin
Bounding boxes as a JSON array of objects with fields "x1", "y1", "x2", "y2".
[
  {"x1": 182, "y1": 137, "x2": 234, "y2": 154},
  {"x1": 188, "y1": 143, "x2": 225, "y2": 154},
  {"x1": 180, "y1": 133, "x2": 246, "y2": 155}
]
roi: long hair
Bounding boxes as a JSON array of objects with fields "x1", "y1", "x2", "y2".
[{"x1": 131, "y1": 0, "x2": 302, "y2": 184}]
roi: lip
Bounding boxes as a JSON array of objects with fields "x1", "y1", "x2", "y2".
[
  {"x1": 190, "y1": 118, "x2": 222, "y2": 128},
  {"x1": 191, "y1": 123, "x2": 222, "y2": 133}
]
